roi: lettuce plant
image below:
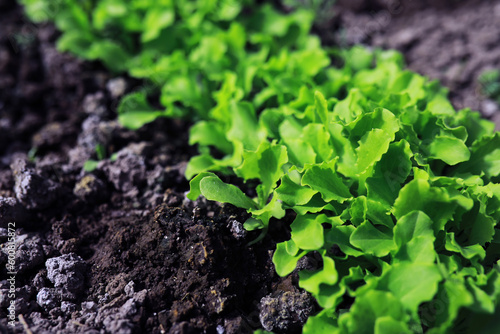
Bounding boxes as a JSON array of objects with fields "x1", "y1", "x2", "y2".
[
  {"x1": 20, "y1": 0, "x2": 327, "y2": 128},
  {"x1": 188, "y1": 48, "x2": 500, "y2": 333}
]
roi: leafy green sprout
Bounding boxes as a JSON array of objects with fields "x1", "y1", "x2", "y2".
[{"x1": 27, "y1": 147, "x2": 38, "y2": 162}]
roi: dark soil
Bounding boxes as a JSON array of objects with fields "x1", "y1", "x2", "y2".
[
  {"x1": 332, "y1": 0, "x2": 500, "y2": 126},
  {"x1": 1, "y1": 0, "x2": 500, "y2": 333}
]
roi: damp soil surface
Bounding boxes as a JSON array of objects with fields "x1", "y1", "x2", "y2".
[
  {"x1": 332, "y1": 0, "x2": 500, "y2": 125},
  {"x1": 1, "y1": 0, "x2": 500, "y2": 333}
]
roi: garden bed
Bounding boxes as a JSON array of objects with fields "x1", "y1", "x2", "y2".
[{"x1": 1, "y1": 0, "x2": 500, "y2": 333}]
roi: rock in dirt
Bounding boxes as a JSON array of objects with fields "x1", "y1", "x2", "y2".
[
  {"x1": 99, "y1": 148, "x2": 147, "y2": 193},
  {"x1": 82, "y1": 300, "x2": 97, "y2": 312},
  {"x1": 45, "y1": 253, "x2": 87, "y2": 300},
  {"x1": 73, "y1": 174, "x2": 109, "y2": 203},
  {"x1": 60, "y1": 301, "x2": 77, "y2": 313},
  {"x1": 259, "y1": 291, "x2": 315, "y2": 332},
  {"x1": 124, "y1": 281, "x2": 135, "y2": 297},
  {"x1": 482, "y1": 99, "x2": 499, "y2": 118},
  {"x1": 83, "y1": 92, "x2": 108, "y2": 118},
  {"x1": 33, "y1": 271, "x2": 48, "y2": 290},
  {"x1": 228, "y1": 219, "x2": 247, "y2": 240},
  {"x1": 36, "y1": 287, "x2": 60, "y2": 310},
  {"x1": 11, "y1": 159, "x2": 61, "y2": 210},
  {"x1": 107, "y1": 77, "x2": 127, "y2": 98}
]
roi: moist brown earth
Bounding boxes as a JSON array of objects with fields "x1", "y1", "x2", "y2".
[
  {"x1": 332, "y1": 0, "x2": 500, "y2": 126},
  {"x1": 1, "y1": 0, "x2": 500, "y2": 333}
]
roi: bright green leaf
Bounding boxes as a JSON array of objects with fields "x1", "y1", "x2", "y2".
[
  {"x1": 199, "y1": 176, "x2": 257, "y2": 210},
  {"x1": 350, "y1": 220, "x2": 396, "y2": 257}
]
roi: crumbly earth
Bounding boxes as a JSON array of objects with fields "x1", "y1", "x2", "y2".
[
  {"x1": 331, "y1": 0, "x2": 500, "y2": 126},
  {"x1": 1, "y1": 0, "x2": 500, "y2": 333}
]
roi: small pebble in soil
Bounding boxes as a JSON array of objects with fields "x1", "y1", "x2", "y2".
[
  {"x1": 36, "y1": 287, "x2": 60, "y2": 310},
  {"x1": 61, "y1": 301, "x2": 77, "y2": 313},
  {"x1": 81, "y1": 301, "x2": 97, "y2": 311},
  {"x1": 229, "y1": 219, "x2": 247, "y2": 240},
  {"x1": 106, "y1": 77, "x2": 127, "y2": 98},
  {"x1": 259, "y1": 291, "x2": 315, "y2": 332},
  {"x1": 83, "y1": 92, "x2": 108, "y2": 118},
  {"x1": 73, "y1": 174, "x2": 109, "y2": 204},
  {"x1": 481, "y1": 99, "x2": 499, "y2": 118},
  {"x1": 124, "y1": 281, "x2": 135, "y2": 297},
  {"x1": 98, "y1": 293, "x2": 111, "y2": 304}
]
